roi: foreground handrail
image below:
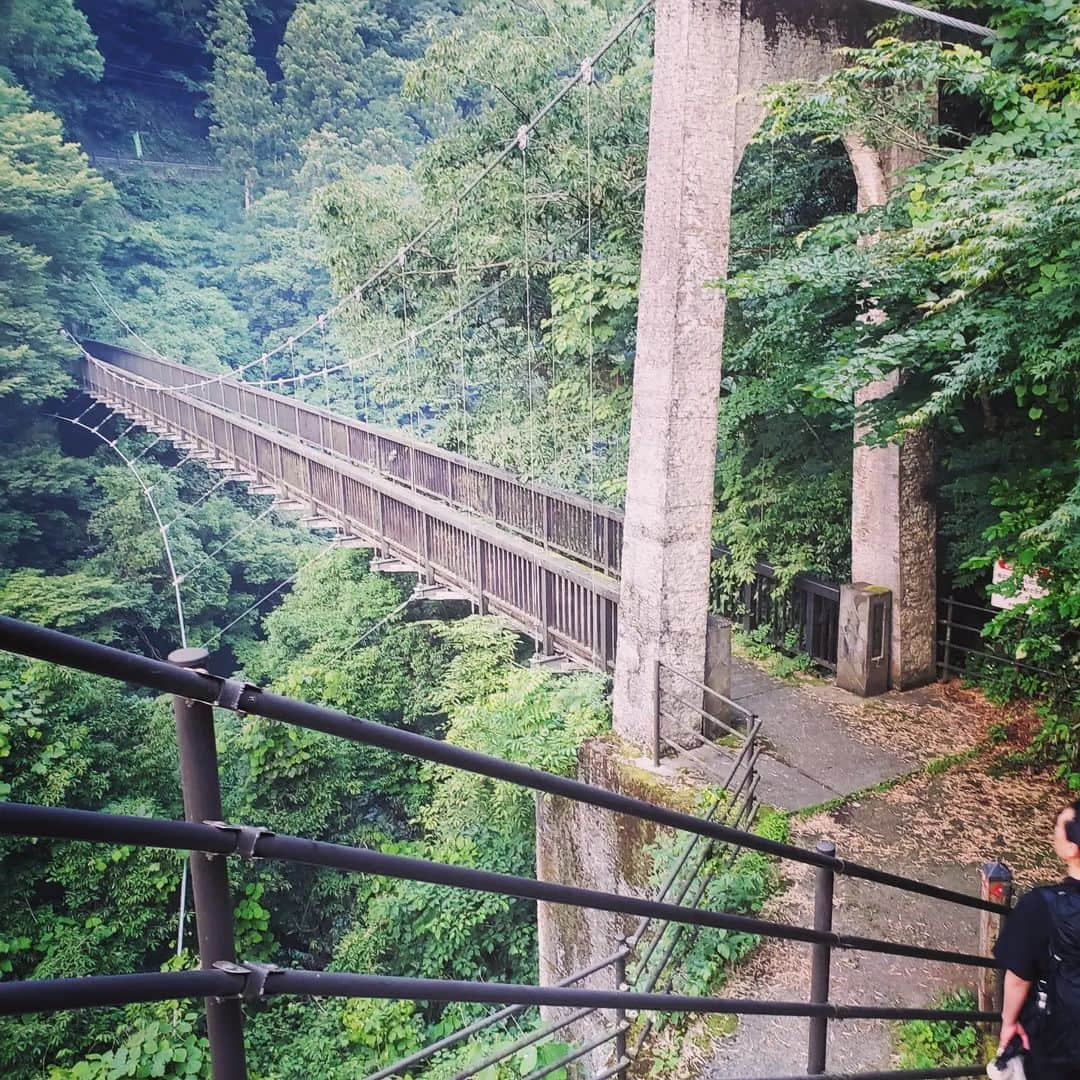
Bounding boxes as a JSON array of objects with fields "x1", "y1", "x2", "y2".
[
  {"x1": 0, "y1": 617, "x2": 1009, "y2": 1080},
  {"x1": 0, "y1": 967, "x2": 999, "y2": 1024},
  {"x1": 0, "y1": 615, "x2": 1008, "y2": 916},
  {"x1": 0, "y1": 802, "x2": 999, "y2": 970}
]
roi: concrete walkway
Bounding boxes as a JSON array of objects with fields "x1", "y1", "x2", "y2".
[
  {"x1": 673, "y1": 657, "x2": 924, "y2": 811},
  {"x1": 677, "y1": 663, "x2": 1064, "y2": 1078},
  {"x1": 727, "y1": 659, "x2": 914, "y2": 810}
]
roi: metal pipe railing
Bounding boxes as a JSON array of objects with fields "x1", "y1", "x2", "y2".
[
  {"x1": 170, "y1": 646, "x2": 247, "y2": 1079},
  {"x1": 630, "y1": 783, "x2": 761, "y2": 992},
  {"x1": 661, "y1": 662, "x2": 756, "y2": 722},
  {"x1": 756, "y1": 1071, "x2": 984, "y2": 1080},
  {"x1": 628, "y1": 773, "x2": 760, "y2": 983},
  {"x1": 522, "y1": 1026, "x2": 625, "y2": 1080},
  {"x1": 447, "y1": 1007, "x2": 594, "y2": 1080},
  {"x1": 362, "y1": 949, "x2": 627, "y2": 1080},
  {"x1": 0, "y1": 803, "x2": 998, "y2": 974},
  {"x1": 0, "y1": 967, "x2": 999, "y2": 1024},
  {"x1": 0, "y1": 616, "x2": 1009, "y2": 1080},
  {"x1": 627, "y1": 736, "x2": 763, "y2": 955},
  {"x1": 0, "y1": 616, "x2": 1010, "y2": 917}
]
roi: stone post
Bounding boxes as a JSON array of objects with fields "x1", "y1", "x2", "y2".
[
  {"x1": 836, "y1": 583, "x2": 892, "y2": 697},
  {"x1": 978, "y1": 861, "x2": 1014, "y2": 1015},
  {"x1": 612, "y1": 0, "x2": 743, "y2": 750},
  {"x1": 847, "y1": 413, "x2": 936, "y2": 688},
  {"x1": 845, "y1": 139, "x2": 937, "y2": 690},
  {"x1": 704, "y1": 614, "x2": 735, "y2": 731}
]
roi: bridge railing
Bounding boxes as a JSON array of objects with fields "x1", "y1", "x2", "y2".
[
  {"x1": 84, "y1": 341, "x2": 626, "y2": 578},
  {"x1": 82, "y1": 344, "x2": 844, "y2": 670},
  {"x1": 0, "y1": 615, "x2": 1008, "y2": 1080},
  {"x1": 937, "y1": 595, "x2": 1078, "y2": 689},
  {"x1": 82, "y1": 355, "x2": 620, "y2": 671},
  {"x1": 712, "y1": 553, "x2": 842, "y2": 671}
]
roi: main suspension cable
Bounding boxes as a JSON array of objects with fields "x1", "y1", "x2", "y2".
[
  {"x1": 122, "y1": 0, "x2": 659, "y2": 396},
  {"x1": 50, "y1": 406, "x2": 188, "y2": 649},
  {"x1": 89, "y1": 281, "x2": 171, "y2": 365},
  {"x1": 454, "y1": 204, "x2": 474, "y2": 499},
  {"x1": 519, "y1": 129, "x2": 539, "y2": 477}
]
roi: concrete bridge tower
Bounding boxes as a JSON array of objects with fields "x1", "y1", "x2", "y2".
[
  {"x1": 538, "y1": 3, "x2": 940, "y2": 1062},
  {"x1": 612, "y1": 0, "x2": 937, "y2": 752}
]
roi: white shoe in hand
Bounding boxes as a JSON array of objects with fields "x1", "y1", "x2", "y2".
[{"x1": 987, "y1": 1054, "x2": 1026, "y2": 1080}]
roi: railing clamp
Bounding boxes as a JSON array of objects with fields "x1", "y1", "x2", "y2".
[
  {"x1": 209, "y1": 959, "x2": 249, "y2": 1002},
  {"x1": 242, "y1": 961, "x2": 281, "y2": 1002},
  {"x1": 213, "y1": 676, "x2": 257, "y2": 713},
  {"x1": 206, "y1": 820, "x2": 274, "y2": 859},
  {"x1": 212, "y1": 960, "x2": 281, "y2": 1002}
]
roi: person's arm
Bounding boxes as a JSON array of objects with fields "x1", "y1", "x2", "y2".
[{"x1": 999, "y1": 970, "x2": 1032, "y2": 1053}]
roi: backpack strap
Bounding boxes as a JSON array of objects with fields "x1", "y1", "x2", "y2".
[{"x1": 1042, "y1": 885, "x2": 1062, "y2": 952}]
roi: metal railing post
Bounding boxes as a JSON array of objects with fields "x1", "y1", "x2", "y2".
[
  {"x1": 979, "y1": 861, "x2": 1014, "y2": 1016},
  {"x1": 942, "y1": 595, "x2": 955, "y2": 679},
  {"x1": 170, "y1": 646, "x2": 247, "y2": 1080},
  {"x1": 614, "y1": 947, "x2": 628, "y2": 1080},
  {"x1": 807, "y1": 839, "x2": 836, "y2": 1075}
]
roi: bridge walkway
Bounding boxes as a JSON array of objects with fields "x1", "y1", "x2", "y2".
[
  {"x1": 84, "y1": 341, "x2": 624, "y2": 579},
  {"x1": 82, "y1": 341, "x2": 842, "y2": 669},
  {"x1": 82, "y1": 351, "x2": 619, "y2": 671}
]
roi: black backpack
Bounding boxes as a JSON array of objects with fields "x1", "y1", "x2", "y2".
[{"x1": 1027, "y1": 885, "x2": 1080, "y2": 1061}]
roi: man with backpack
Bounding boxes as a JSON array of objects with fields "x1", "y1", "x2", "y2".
[{"x1": 995, "y1": 801, "x2": 1080, "y2": 1079}]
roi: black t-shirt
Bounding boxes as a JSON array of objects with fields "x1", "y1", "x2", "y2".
[{"x1": 995, "y1": 878, "x2": 1080, "y2": 982}]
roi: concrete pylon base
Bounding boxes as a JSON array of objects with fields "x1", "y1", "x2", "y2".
[
  {"x1": 851, "y1": 383, "x2": 937, "y2": 689},
  {"x1": 836, "y1": 583, "x2": 892, "y2": 696}
]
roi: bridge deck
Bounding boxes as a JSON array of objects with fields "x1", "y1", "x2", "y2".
[
  {"x1": 83, "y1": 355, "x2": 619, "y2": 671},
  {"x1": 82, "y1": 342, "x2": 842, "y2": 671}
]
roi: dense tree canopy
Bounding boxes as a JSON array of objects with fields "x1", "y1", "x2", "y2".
[
  {"x1": 0, "y1": 81, "x2": 113, "y2": 405},
  {"x1": 724, "y1": 2, "x2": 1079, "y2": 708},
  {"x1": 0, "y1": 0, "x2": 1079, "y2": 1074}
]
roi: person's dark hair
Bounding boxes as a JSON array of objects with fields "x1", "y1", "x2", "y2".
[{"x1": 1067, "y1": 800, "x2": 1080, "y2": 846}]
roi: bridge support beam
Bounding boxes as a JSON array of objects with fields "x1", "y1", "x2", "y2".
[{"x1": 612, "y1": 0, "x2": 742, "y2": 749}]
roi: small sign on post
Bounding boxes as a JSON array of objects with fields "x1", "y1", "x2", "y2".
[{"x1": 991, "y1": 559, "x2": 1048, "y2": 610}]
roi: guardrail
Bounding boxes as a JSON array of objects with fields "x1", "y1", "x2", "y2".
[
  {"x1": 85, "y1": 341, "x2": 626, "y2": 578},
  {"x1": 0, "y1": 615, "x2": 1009, "y2": 1080},
  {"x1": 713, "y1": 557, "x2": 841, "y2": 671},
  {"x1": 82, "y1": 354, "x2": 620, "y2": 671},
  {"x1": 937, "y1": 595, "x2": 1077, "y2": 687},
  {"x1": 86, "y1": 154, "x2": 224, "y2": 178},
  {"x1": 83, "y1": 343, "x2": 845, "y2": 672},
  {"x1": 652, "y1": 658, "x2": 758, "y2": 770}
]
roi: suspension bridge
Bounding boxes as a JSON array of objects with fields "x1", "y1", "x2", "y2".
[
  {"x1": 76, "y1": 338, "x2": 844, "y2": 677},
  {"x1": 78, "y1": 340, "x2": 623, "y2": 670},
  {"x1": 9, "y1": 0, "x2": 1009, "y2": 1077}
]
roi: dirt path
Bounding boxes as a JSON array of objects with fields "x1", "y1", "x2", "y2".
[{"x1": 693, "y1": 668, "x2": 1066, "y2": 1077}]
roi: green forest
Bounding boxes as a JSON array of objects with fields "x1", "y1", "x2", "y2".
[{"x1": 0, "y1": 0, "x2": 1077, "y2": 1074}]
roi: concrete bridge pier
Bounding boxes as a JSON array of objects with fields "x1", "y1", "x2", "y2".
[
  {"x1": 612, "y1": 0, "x2": 873, "y2": 749},
  {"x1": 841, "y1": 141, "x2": 938, "y2": 693},
  {"x1": 536, "y1": 0, "x2": 878, "y2": 1068}
]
